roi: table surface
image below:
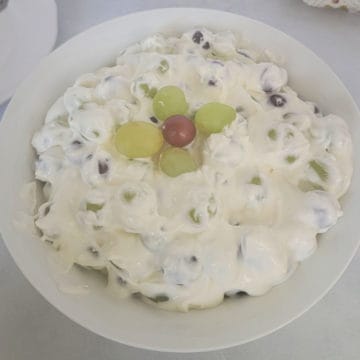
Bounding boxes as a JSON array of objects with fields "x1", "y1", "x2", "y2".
[{"x1": 1, "y1": 1, "x2": 360, "y2": 359}]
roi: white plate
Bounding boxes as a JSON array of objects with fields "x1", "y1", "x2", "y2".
[
  {"x1": 0, "y1": 8, "x2": 359, "y2": 353},
  {"x1": 0, "y1": 0, "x2": 57, "y2": 104}
]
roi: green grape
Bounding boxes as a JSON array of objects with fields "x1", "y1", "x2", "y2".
[
  {"x1": 158, "y1": 60, "x2": 169, "y2": 74},
  {"x1": 188, "y1": 208, "x2": 201, "y2": 224},
  {"x1": 250, "y1": 176, "x2": 262, "y2": 185},
  {"x1": 309, "y1": 160, "x2": 328, "y2": 182},
  {"x1": 122, "y1": 191, "x2": 136, "y2": 203},
  {"x1": 140, "y1": 83, "x2": 157, "y2": 98},
  {"x1": 298, "y1": 180, "x2": 324, "y2": 192},
  {"x1": 286, "y1": 155, "x2": 297, "y2": 164},
  {"x1": 194, "y1": 102, "x2": 236, "y2": 134},
  {"x1": 86, "y1": 203, "x2": 104, "y2": 212},
  {"x1": 55, "y1": 116, "x2": 69, "y2": 127},
  {"x1": 152, "y1": 86, "x2": 188, "y2": 121},
  {"x1": 159, "y1": 148, "x2": 197, "y2": 177},
  {"x1": 267, "y1": 129, "x2": 277, "y2": 141},
  {"x1": 115, "y1": 121, "x2": 163, "y2": 158}
]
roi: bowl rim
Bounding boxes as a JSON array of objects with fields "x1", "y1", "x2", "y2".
[{"x1": 1, "y1": 7, "x2": 359, "y2": 353}]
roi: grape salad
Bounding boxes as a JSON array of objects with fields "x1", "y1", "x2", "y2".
[{"x1": 32, "y1": 29, "x2": 353, "y2": 311}]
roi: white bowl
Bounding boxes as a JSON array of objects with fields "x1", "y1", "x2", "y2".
[{"x1": 0, "y1": 8, "x2": 359, "y2": 353}]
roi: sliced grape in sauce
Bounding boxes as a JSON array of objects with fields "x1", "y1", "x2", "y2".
[
  {"x1": 269, "y1": 94, "x2": 286, "y2": 107},
  {"x1": 192, "y1": 31, "x2": 204, "y2": 44}
]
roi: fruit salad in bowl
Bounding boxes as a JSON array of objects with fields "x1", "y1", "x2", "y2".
[{"x1": 31, "y1": 28, "x2": 352, "y2": 311}]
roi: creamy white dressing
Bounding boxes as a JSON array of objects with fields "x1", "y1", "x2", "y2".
[{"x1": 31, "y1": 29, "x2": 353, "y2": 311}]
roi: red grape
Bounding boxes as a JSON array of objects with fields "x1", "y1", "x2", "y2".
[{"x1": 162, "y1": 115, "x2": 196, "y2": 147}]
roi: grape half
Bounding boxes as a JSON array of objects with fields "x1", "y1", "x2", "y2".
[
  {"x1": 115, "y1": 121, "x2": 163, "y2": 158},
  {"x1": 153, "y1": 86, "x2": 188, "y2": 121},
  {"x1": 195, "y1": 102, "x2": 236, "y2": 134},
  {"x1": 159, "y1": 148, "x2": 197, "y2": 177}
]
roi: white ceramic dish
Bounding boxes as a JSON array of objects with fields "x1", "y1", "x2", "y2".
[
  {"x1": 0, "y1": 8, "x2": 359, "y2": 353},
  {"x1": 0, "y1": 0, "x2": 58, "y2": 104}
]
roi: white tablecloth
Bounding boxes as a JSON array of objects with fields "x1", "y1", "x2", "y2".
[{"x1": 0, "y1": 1, "x2": 359, "y2": 359}]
